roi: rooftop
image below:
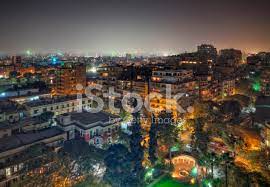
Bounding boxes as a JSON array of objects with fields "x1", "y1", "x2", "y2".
[
  {"x1": 72, "y1": 111, "x2": 118, "y2": 124},
  {"x1": 0, "y1": 100, "x2": 22, "y2": 114},
  {"x1": 58, "y1": 111, "x2": 120, "y2": 130},
  {"x1": 0, "y1": 117, "x2": 46, "y2": 130},
  {"x1": 24, "y1": 95, "x2": 86, "y2": 107},
  {"x1": 0, "y1": 127, "x2": 64, "y2": 153}
]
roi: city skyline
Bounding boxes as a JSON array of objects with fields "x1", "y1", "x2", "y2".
[{"x1": 1, "y1": 0, "x2": 270, "y2": 55}]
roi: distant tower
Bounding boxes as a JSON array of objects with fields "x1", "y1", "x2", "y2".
[
  {"x1": 12, "y1": 56, "x2": 22, "y2": 70},
  {"x1": 126, "y1": 53, "x2": 132, "y2": 61},
  {"x1": 12, "y1": 56, "x2": 22, "y2": 65}
]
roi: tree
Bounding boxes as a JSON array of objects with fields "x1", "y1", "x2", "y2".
[
  {"x1": 23, "y1": 72, "x2": 34, "y2": 83},
  {"x1": 193, "y1": 118, "x2": 209, "y2": 154},
  {"x1": 103, "y1": 144, "x2": 136, "y2": 187},
  {"x1": 220, "y1": 100, "x2": 241, "y2": 121},
  {"x1": 148, "y1": 114, "x2": 158, "y2": 165},
  {"x1": 39, "y1": 111, "x2": 54, "y2": 122},
  {"x1": 31, "y1": 81, "x2": 49, "y2": 91},
  {"x1": 15, "y1": 148, "x2": 76, "y2": 187},
  {"x1": 119, "y1": 109, "x2": 132, "y2": 122},
  {"x1": 74, "y1": 175, "x2": 110, "y2": 187},
  {"x1": 63, "y1": 139, "x2": 105, "y2": 176},
  {"x1": 125, "y1": 64, "x2": 145, "y2": 185},
  {"x1": 157, "y1": 111, "x2": 179, "y2": 164},
  {"x1": 129, "y1": 103, "x2": 144, "y2": 184},
  {"x1": 199, "y1": 152, "x2": 220, "y2": 179},
  {"x1": 221, "y1": 153, "x2": 234, "y2": 187},
  {"x1": 9, "y1": 71, "x2": 21, "y2": 78}
]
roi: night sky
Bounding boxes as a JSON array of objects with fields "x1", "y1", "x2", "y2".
[{"x1": 0, "y1": 0, "x2": 270, "y2": 55}]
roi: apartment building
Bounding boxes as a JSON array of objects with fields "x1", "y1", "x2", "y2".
[
  {"x1": 0, "y1": 101, "x2": 23, "y2": 123},
  {"x1": 152, "y1": 69, "x2": 193, "y2": 83},
  {"x1": 23, "y1": 95, "x2": 92, "y2": 117},
  {"x1": 261, "y1": 68, "x2": 270, "y2": 96},
  {"x1": 54, "y1": 63, "x2": 86, "y2": 95},
  {"x1": 0, "y1": 127, "x2": 67, "y2": 187},
  {"x1": 57, "y1": 111, "x2": 121, "y2": 148},
  {"x1": 220, "y1": 78, "x2": 236, "y2": 98}
]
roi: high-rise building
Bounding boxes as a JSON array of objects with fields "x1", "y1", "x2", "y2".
[
  {"x1": 54, "y1": 63, "x2": 86, "y2": 95},
  {"x1": 218, "y1": 49, "x2": 242, "y2": 67},
  {"x1": 197, "y1": 44, "x2": 217, "y2": 65},
  {"x1": 11, "y1": 56, "x2": 22, "y2": 65},
  {"x1": 247, "y1": 52, "x2": 270, "y2": 66},
  {"x1": 261, "y1": 68, "x2": 270, "y2": 96}
]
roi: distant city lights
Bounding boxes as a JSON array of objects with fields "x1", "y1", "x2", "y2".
[{"x1": 90, "y1": 67, "x2": 97, "y2": 73}]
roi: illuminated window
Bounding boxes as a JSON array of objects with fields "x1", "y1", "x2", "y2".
[
  {"x1": 14, "y1": 165, "x2": 18, "y2": 173},
  {"x1": 6, "y1": 168, "x2": 11, "y2": 176}
]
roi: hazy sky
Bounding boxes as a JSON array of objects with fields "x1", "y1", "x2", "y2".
[{"x1": 0, "y1": 0, "x2": 270, "y2": 55}]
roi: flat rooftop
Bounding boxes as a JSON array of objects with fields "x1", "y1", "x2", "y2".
[
  {"x1": 71, "y1": 111, "x2": 119, "y2": 124},
  {"x1": 0, "y1": 100, "x2": 21, "y2": 114},
  {"x1": 0, "y1": 127, "x2": 65, "y2": 153},
  {"x1": 24, "y1": 95, "x2": 86, "y2": 107},
  {"x1": 59, "y1": 111, "x2": 120, "y2": 130},
  {"x1": 0, "y1": 117, "x2": 46, "y2": 130}
]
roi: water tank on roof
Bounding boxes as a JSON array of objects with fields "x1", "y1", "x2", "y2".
[{"x1": 60, "y1": 113, "x2": 71, "y2": 125}]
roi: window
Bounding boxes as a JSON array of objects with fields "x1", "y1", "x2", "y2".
[
  {"x1": 6, "y1": 168, "x2": 11, "y2": 176},
  {"x1": 19, "y1": 163, "x2": 23, "y2": 170},
  {"x1": 43, "y1": 108, "x2": 47, "y2": 112},
  {"x1": 34, "y1": 109, "x2": 39, "y2": 114},
  {"x1": 14, "y1": 165, "x2": 18, "y2": 173}
]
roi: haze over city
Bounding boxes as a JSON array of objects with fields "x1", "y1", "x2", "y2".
[{"x1": 1, "y1": 0, "x2": 270, "y2": 55}]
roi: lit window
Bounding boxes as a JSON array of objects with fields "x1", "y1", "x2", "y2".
[
  {"x1": 6, "y1": 168, "x2": 11, "y2": 176},
  {"x1": 14, "y1": 165, "x2": 18, "y2": 172}
]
